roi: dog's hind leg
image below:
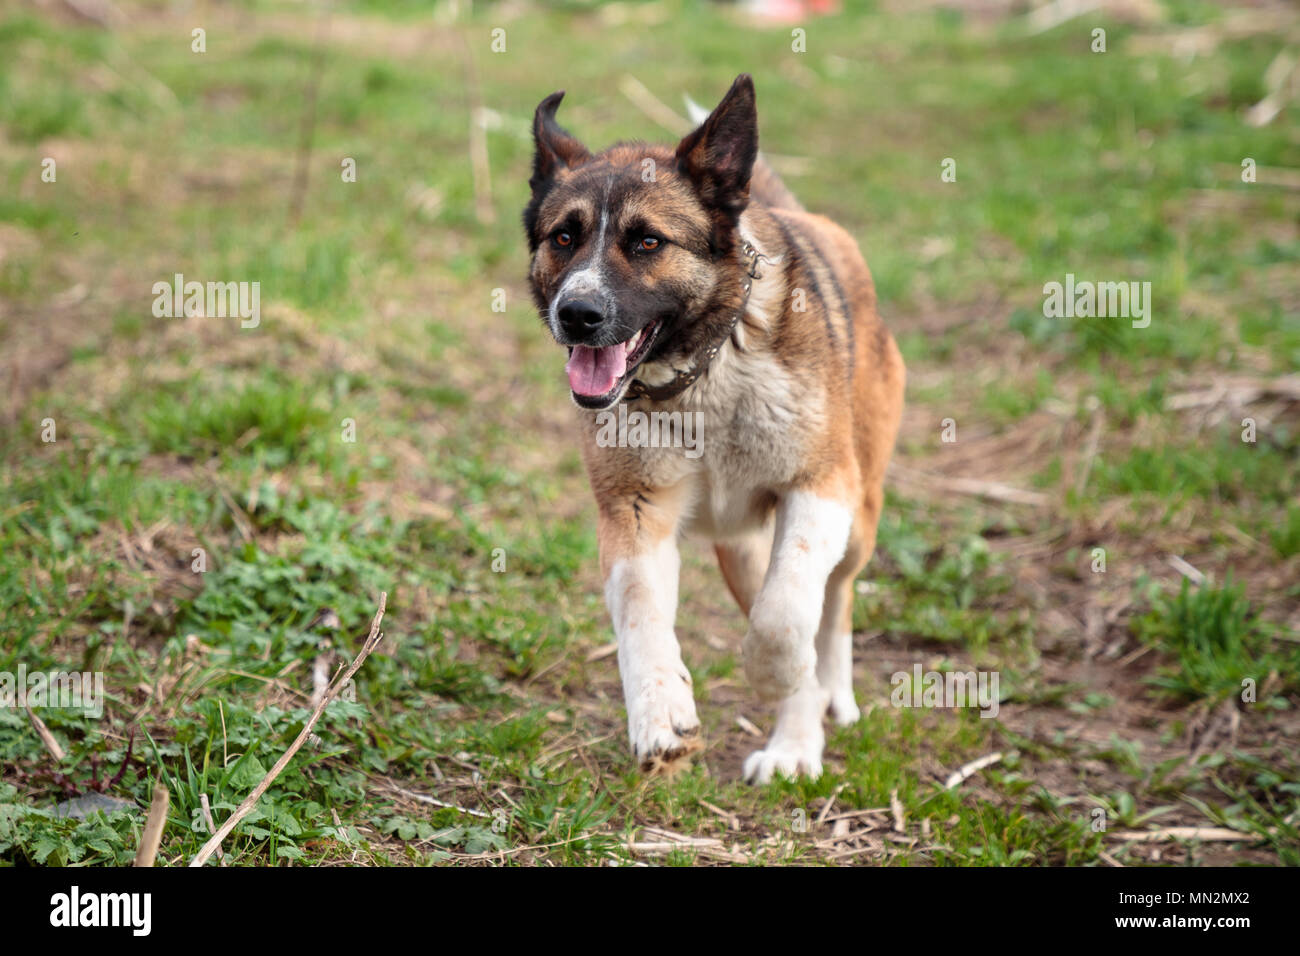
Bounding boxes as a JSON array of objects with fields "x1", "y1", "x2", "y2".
[
  {"x1": 816, "y1": 493, "x2": 882, "y2": 726},
  {"x1": 714, "y1": 519, "x2": 774, "y2": 618}
]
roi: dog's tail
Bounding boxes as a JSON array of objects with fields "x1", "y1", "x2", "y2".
[{"x1": 684, "y1": 94, "x2": 805, "y2": 213}]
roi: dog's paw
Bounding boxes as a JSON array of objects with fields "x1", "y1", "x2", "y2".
[
  {"x1": 742, "y1": 618, "x2": 814, "y2": 702},
  {"x1": 742, "y1": 743, "x2": 823, "y2": 785},
  {"x1": 827, "y1": 689, "x2": 861, "y2": 726},
  {"x1": 626, "y1": 667, "x2": 703, "y2": 775},
  {"x1": 640, "y1": 732, "x2": 703, "y2": 777}
]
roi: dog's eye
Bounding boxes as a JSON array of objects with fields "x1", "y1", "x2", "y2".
[
  {"x1": 554, "y1": 231, "x2": 573, "y2": 248},
  {"x1": 637, "y1": 236, "x2": 662, "y2": 252}
]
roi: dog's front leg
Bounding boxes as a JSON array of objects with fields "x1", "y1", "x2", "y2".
[
  {"x1": 742, "y1": 490, "x2": 852, "y2": 783},
  {"x1": 599, "y1": 498, "x2": 701, "y2": 774}
]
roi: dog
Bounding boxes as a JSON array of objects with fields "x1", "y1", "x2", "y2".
[{"x1": 523, "y1": 74, "x2": 905, "y2": 783}]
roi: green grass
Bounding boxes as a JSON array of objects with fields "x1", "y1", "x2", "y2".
[
  {"x1": 1134, "y1": 577, "x2": 1299, "y2": 704},
  {"x1": 0, "y1": 0, "x2": 1296, "y2": 867}
]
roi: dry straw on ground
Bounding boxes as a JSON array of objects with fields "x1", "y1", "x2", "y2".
[{"x1": 189, "y1": 593, "x2": 389, "y2": 867}]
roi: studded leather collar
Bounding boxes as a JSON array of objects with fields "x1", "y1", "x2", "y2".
[{"x1": 622, "y1": 240, "x2": 766, "y2": 404}]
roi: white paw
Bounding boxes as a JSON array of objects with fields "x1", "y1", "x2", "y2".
[
  {"x1": 743, "y1": 742, "x2": 823, "y2": 785},
  {"x1": 827, "y1": 690, "x2": 861, "y2": 726},
  {"x1": 626, "y1": 666, "x2": 702, "y2": 774}
]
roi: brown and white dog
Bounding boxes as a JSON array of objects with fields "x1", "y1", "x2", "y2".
[{"x1": 523, "y1": 74, "x2": 904, "y2": 783}]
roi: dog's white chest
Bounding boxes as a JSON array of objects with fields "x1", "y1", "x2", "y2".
[{"x1": 681, "y1": 352, "x2": 812, "y2": 539}]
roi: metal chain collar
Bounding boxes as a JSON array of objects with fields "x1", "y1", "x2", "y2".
[{"x1": 622, "y1": 240, "x2": 766, "y2": 404}]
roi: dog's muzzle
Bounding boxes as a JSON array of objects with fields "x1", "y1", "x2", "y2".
[{"x1": 556, "y1": 294, "x2": 605, "y2": 341}]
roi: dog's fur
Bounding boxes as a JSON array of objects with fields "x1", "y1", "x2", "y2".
[{"x1": 523, "y1": 75, "x2": 905, "y2": 783}]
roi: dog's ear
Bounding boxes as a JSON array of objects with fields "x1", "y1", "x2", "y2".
[
  {"x1": 530, "y1": 91, "x2": 590, "y2": 193},
  {"x1": 675, "y1": 74, "x2": 758, "y2": 219}
]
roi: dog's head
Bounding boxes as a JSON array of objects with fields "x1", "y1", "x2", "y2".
[{"x1": 523, "y1": 74, "x2": 759, "y2": 409}]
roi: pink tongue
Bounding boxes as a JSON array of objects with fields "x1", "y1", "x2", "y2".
[{"x1": 566, "y1": 344, "x2": 628, "y2": 397}]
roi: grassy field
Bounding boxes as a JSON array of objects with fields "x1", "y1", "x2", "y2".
[{"x1": 1, "y1": 0, "x2": 1298, "y2": 866}]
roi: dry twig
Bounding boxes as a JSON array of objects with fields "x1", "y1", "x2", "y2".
[
  {"x1": 26, "y1": 707, "x2": 65, "y2": 762},
  {"x1": 189, "y1": 593, "x2": 389, "y2": 867},
  {"x1": 1111, "y1": 826, "x2": 1253, "y2": 843},
  {"x1": 943, "y1": 752, "x2": 1004, "y2": 790},
  {"x1": 134, "y1": 784, "x2": 169, "y2": 867},
  {"x1": 890, "y1": 789, "x2": 906, "y2": 834},
  {"x1": 618, "y1": 74, "x2": 691, "y2": 135},
  {"x1": 381, "y1": 783, "x2": 491, "y2": 820},
  {"x1": 198, "y1": 793, "x2": 226, "y2": 865},
  {"x1": 890, "y1": 462, "x2": 1049, "y2": 507}
]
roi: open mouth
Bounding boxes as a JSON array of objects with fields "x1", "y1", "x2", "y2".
[{"x1": 564, "y1": 320, "x2": 660, "y2": 406}]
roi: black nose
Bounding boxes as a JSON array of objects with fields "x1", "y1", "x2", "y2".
[{"x1": 558, "y1": 298, "x2": 604, "y2": 338}]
